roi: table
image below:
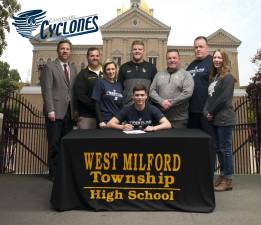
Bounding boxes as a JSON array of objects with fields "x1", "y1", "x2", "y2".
[{"x1": 50, "y1": 129, "x2": 215, "y2": 212}]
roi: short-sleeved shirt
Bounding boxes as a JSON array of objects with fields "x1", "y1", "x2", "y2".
[
  {"x1": 115, "y1": 103, "x2": 164, "y2": 130},
  {"x1": 92, "y1": 79, "x2": 123, "y2": 122}
]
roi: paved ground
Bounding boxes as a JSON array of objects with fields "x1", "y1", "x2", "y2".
[{"x1": 0, "y1": 175, "x2": 260, "y2": 225}]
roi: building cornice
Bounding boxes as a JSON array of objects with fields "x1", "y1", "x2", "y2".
[
  {"x1": 101, "y1": 7, "x2": 170, "y2": 31},
  {"x1": 207, "y1": 28, "x2": 241, "y2": 47}
]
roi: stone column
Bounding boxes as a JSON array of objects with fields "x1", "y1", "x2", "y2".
[
  {"x1": 123, "y1": 38, "x2": 128, "y2": 63},
  {"x1": 161, "y1": 39, "x2": 167, "y2": 70},
  {"x1": 102, "y1": 39, "x2": 108, "y2": 61},
  {"x1": 31, "y1": 50, "x2": 39, "y2": 85}
]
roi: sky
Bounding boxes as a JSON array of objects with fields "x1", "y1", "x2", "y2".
[{"x1": 1, "y1": 0, "x2": 261, "y2": 86}]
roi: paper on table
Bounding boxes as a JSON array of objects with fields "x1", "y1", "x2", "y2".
[{"x1": 123, "y1": 130, "x2": 146, "y2": 134}]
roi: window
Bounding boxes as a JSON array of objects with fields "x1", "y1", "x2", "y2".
[
  {"x1": 37, "y1": 58, "x2": 46, "y2": 85},
  {"x1": 81, "y1": 62, "x2": 85, "y2": 69},
  {"x1": 38, "y1": 58, "x2": 45, "y2": 66},
  {"x1": 37, "y1": 58, "x2": 45, "y2": 71},
  {"x1": 148, "y1": 57, "x2": 157, "y2": 67},
  {"x1": 113, "y1": 57, "x2": 122, "y2": 67}
]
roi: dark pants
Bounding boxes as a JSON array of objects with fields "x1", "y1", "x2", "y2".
[
  {"x1": 188, "y1": 113, "x2": 212, "y2": 132},
  {"x1": 170, "y1": 119, "x2": 188, "y2": 128},
  {"x1": 45, "y1": 107, "x2": 73, "y2": 178},
  {"x1": 188, "y1": 112, "x2": 216, "y2": 174}
]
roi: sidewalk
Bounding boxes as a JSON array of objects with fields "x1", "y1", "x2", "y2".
[{"x1": 0, "y1": 174, "x2": 260, "y2": 225}]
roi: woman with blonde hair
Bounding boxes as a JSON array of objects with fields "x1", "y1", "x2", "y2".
[
  {"x1": 204, "y1": 49, "x2": 236, "y2": 191},
  {"x1": 92, "y1": 60, "x2": 123, "y2": 128}
]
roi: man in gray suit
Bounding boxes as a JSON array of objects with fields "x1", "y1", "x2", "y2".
[{"x1": 40, "y1": 39, "x2": 77, "y2": 180}]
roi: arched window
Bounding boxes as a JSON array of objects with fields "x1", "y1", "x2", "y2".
[
  {"x1": 113, "y1": 57, "x2": 121, "y2": 67},
  {"x1": 148, "y1": 57, "x2": 157, "y2": 67},
  {"x1": 38, "y1": 58, "x2": 45, "y2": 67},
  {"x1": 147, "y1": 51, "x2": 159, "y2": 67},
  {"x1": 81, "y1": 62, "x2": 85, "y2": 69},
  {"x1": 112, "y1": 49, "x2": 123, "y2": 67}
]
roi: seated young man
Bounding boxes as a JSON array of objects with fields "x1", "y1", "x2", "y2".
[{"x1": 107, "y1": 85, "x2": 171, "y2": 132}]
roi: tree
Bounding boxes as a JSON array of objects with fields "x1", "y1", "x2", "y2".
[
  {"x1": 246, "y1": 48, "x2": 261, "y2": 170},
  {"x1": 9, "y1": 69, "x2": 20, "y2": 81},
  {"x1": 0, "y1": 0, "x2": 21, "y2": 56},
  {"x1": 0, "y1": 60, "x2": 20, "y2": 81},
  {"x1": 0, "y1": 61, "x2": 10, "y2": 79},
  {"x1": 0, "y1": 60, "x2": 21, "y2": 94},
  {"x1": 246, "y1": 48, "x2": 261, "y2": 98}
]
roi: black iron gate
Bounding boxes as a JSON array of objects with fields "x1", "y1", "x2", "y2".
[
  {"x1": 232, "y1": 95, "x2": 260, "y2": 174},
  {"x1": 0, "y1": 91, "x2": 48, "y2": 174},
  {"x1": 0, "y1": 91, "x2": 260, "y2": 175}
]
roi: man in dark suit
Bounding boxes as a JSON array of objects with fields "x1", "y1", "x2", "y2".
[{"x1": 40, "y1": 39, "x2": 77, "y2": 180}]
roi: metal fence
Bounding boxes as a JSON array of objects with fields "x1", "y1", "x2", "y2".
[
  {"x1": 232, "y1": 95, "x2": 260, "y2": 174},
  {"x1": 0, "y1": 91, "x2": 48, "y2": 174},
  {"x1": 0, "y1": 91, "x2": 260, "y2": 175}
]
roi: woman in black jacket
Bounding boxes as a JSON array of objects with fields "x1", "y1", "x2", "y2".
[{"x1": 204, "y1": 49, "x2": 236, "y2": 192}]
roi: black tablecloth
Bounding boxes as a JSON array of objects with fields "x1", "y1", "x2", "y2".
[{"x1": 51, "y1": 129, "x2": 215, "y2": 212}]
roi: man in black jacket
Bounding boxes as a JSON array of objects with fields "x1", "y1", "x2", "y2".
[
  {"x1": 187, "y1": 36, "x2": 215, "y2": 175},
  {"x1": 187, "y1": 36, "x2": 212, "y2": 133},
  {"x1": 74, "y1": 47, "x2": 103, "y2": 129},
  {"x1": 118, "y1": 40, "x2": 157, "y2": 107}
]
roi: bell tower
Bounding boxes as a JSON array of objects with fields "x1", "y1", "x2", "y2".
[{"x1": 131, "y1": 0, "x2": 140, "y2": 8}]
